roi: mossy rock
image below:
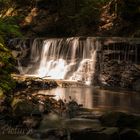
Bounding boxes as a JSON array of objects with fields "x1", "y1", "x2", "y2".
[
  {"x1": 0, "y1": 75, "x2": 16, "y2": 92},
  {"x1": 11, "y1": 98, "x2": 34, "y2": 116}
]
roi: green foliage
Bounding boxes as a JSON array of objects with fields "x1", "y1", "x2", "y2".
[
  {"x1": 0, "y1": 0, "x2": 22, "y2": 37},
  {"x1": 0, "y1": 0, "x2": 12, "y2": 6},
  {"x1": 36, "y1": 0, "x2": 103, "y2": 36},
  {"x1": 73, "y1": 0, "x2": 100, "y2": 26},
  {"x1": 0, "y1": 32, "x2": 17, "y2": 93},
  {"x1": 0, "y1": 39, "x2": 16, "y2": 92},
  {"x1": 0, "y1": 17, "x2": 22, "y2": 37},
  {"x1": 119, "y1": 0, "x2": 140, "y2": 21},
  {"x1": 0, "y1": 0, "x2": 23, "y2": 93},
  {"x1": 60, "y1": 0, "x2": 101, "y2": 35},
  {"x1": 0, "y1": 76, "x2": 16, "y2": 92}
]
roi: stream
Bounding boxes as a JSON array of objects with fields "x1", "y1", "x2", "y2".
[
  {"x1": 33, "y1": 86, "x2": 140, "y2": 114},
  {"x1": 0, "y1": 80, "x2": 140, "y2": 140}
]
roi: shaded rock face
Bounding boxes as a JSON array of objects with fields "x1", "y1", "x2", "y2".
[{"x1": 98, "y1": 40, "x2": 140, "y2": 91}]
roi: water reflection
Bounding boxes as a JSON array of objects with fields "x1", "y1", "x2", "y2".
[{"x1": 36, "y1": 87, "x2": 140, "y2": 114}]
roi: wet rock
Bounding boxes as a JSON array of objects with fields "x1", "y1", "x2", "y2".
[
  {"x1": 0, "y1": 90, "x2": 11, "y2": 113},
  {"x1": 11, "y1": 50, "x2": 21, "y2": 58},
  {"x1": 31, "y1": 104, "x2": 43, "y2": 117},
  {"x1": 120, "y1": 129, "x2": 140, "y2": 140},
  {"x1": 11, "y1": 98, "x2": 34, "y2": 116},
  {"x1": 12, "y1": 74, "x2": 58, "y2": 91},
  {"x1": 26, "y1": 81, "x2": 32, "y2": 86},
  {"x1": 71, "y1": 127, "x2": 119, "y2": 140},
  {"x1": 0, "y1": 136, "x2": 34, "y2": 140},
  {"x1": 64, "y1": 118, "x2": 101, "y2": 130},
  {"x1": 133, "y1": 79, "x2": 140, "y2": 91},
  {"x1": 99, "y1": 44, "x2": 140, "y2": 90},
  {"x1": 66, "y1": 99, "x2": 80, "y2": 118},
  {"x1": 99, "y1": 112, "x2": 140, "y2": 129},
  {"x1": 35, "y1": 128, "x2": 66, "y2": 140},
  {"x1": 36, "y1": 117, "x2": 102, "y2": 139},
  {"x1": 39, "y1": 113, "x2": 64, "y2": 130},
  {"x1": 15, "y1": 80, "x2": 27, "y2": 90},
  {"x1": 22, "y1": 116, "x2": 41, "y2": 128},
  {"x1": 99, "y1": 112, "x2": 125, "y2": 127}
]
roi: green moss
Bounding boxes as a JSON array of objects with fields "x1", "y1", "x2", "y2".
[
  {"x1": 0, "y1": 36, "x2": 16, "y2": 93},
  {"x1": 0, "y1": 77, "x2": 16, "y2": 92}
]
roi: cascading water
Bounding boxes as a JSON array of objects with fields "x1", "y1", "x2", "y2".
[
  {"x1": 10, "y1": 37, "x2": 140, "y2": 87},
  {"x1": 11, "y1": 37, "x2": 100, "y2": 85}
]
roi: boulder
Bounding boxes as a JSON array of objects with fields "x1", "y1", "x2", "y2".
[
  {"x1": 99, "y1": 112, "x2": 140, "y2": 129},
  {"x1": 11, "y1": 98, "x2": 34, "y2": 116},
  {"x1": 64, "y1": 118, "x2": 101, "y2": 130},
  {"x1": 120, "y1": 129, "x2": 140, "y2": 140},
  {"x1": 39, "y1": 113, "x2": 64, "y2": 130},
  {"x1": 133, "y1": 79, "x2": 140, "y2": 91},
  {"x1": 71, "y1": 127, "x2": 119, "y2": 140}
]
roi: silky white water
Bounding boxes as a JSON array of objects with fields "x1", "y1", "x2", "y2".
[{"x1": 15, "y1": 37, "x2": 99, "y2": 84}]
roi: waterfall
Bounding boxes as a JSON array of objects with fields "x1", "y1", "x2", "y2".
[
  {"x1": 10, "y1": 37, "x2": 99, "y2": 84},
  {"x1": 10, "y1": 37, "x2": 140, "y2": 87}
]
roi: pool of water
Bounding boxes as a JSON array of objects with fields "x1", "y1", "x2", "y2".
[{"x1": 34, "y1": 87, "x2": 140, "y2": 114}]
